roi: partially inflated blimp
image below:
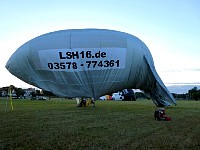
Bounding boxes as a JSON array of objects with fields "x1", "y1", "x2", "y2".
[{"x1": 6, "y1": 29, "x2": 176, "y2": 106}]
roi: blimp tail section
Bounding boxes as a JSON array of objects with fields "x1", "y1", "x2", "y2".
[{"x1": 143, "y1": 55, "x2": 176, "y2": 106}]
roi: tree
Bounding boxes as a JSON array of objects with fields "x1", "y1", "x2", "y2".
[
  {"x1": 30, "y1": 91, "x2": 37, "y2": 100},
  {"x1": 42, "y1": 90, "x2": 56, "y2": 100},
  {"x1": 188, "y1": 87, "x2": 200, "y2": 101},
  {"x1": 35, "y1": 90, "x2": 41, "y2": 96},
  {"x1": 192, "y1": 92, "x2": 199, "y2": 101},
  {"x1": 15, "y1": 88, "x2": 25, "y2": 97}
]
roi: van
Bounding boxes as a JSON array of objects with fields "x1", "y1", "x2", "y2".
[{"x1": 112, "y1": 92, "x2": 124, "y2": 100}]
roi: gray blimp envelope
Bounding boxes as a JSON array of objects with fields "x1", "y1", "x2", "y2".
[{"x1": 6, "y1": 29, "x2": 176, "y2": 106}]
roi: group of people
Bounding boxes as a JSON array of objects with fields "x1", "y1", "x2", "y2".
[
  {"x1": 76, "y1": 97, "x2": 95, "y2": 107},
  {"x1": 76, "y1": 98, "x2": 172, "y2": 121}
]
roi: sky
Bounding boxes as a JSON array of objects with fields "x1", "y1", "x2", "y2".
[{"x1": 0, "y1": 0, "x2": 200, "y2": 93}]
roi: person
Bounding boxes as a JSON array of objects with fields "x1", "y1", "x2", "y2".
[
  {"x1": 91, "y1": 98, "x2": 95, "y2": 107},
  {"x1": 77, "y1": 97, "x2": 87, "y2": 107}
]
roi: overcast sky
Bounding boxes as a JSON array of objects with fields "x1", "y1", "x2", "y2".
[{"x1": 0, "y1": 0, "x2": 200, "y2": 91}]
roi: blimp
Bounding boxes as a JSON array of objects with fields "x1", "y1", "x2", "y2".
[{"x1": 6, "y1": 29, "x2": 176, "y2": 107}]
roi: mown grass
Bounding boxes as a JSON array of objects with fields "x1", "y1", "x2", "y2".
[{"x1": 0, "y1": 98, "x2": 200, "y2": 150}]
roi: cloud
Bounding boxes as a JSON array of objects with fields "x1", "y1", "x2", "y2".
[
  {"x1": 184, "y1": 68, "x2": 200, "y2": 72},
  {"x1": 159, "y1": 68, "x2": 200, "y2": 84}
]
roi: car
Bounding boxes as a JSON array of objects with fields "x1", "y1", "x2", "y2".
[
  {"x1": 112, "y1": 92, "x2": 124, "y2": 100},
  {"x1": 37, "y1": 96, "x2": 47, "y2": 100},
  {"x1": 99, "y1": 96, "x2": 106, "y2": 100}
]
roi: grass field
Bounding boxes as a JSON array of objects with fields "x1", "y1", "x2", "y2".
[{"x1": 0, "y1": 98, "x2": 200, "y2": 150}]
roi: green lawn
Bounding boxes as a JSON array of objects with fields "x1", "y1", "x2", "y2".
[{"x1": 0, "y1": 98, "x2": 200, "y2": 149}]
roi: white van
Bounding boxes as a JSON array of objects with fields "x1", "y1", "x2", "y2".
[{"x1": 112, "y1": 92, "x2": 124, "y2": 100}]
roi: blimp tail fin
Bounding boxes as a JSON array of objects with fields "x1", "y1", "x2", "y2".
[{"x1": 143, "y1": 55, "x2": 176, "y2": 106}]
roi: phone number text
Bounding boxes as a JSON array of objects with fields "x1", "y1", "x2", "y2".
[{"x1": 47, "y1": 60, "x2": 120, "y2": 70}]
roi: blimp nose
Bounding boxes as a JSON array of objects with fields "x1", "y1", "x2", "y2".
[
  {"x1": 5, "y1": 44, "x2": 30, "y2": 84},
  {"x1": 6, "y1": 51, "x2": 20, "y2": 76}
]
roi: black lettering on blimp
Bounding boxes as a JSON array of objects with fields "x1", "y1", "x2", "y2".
[
  {"x1": 101, "y1": 52, "x2": 106, "y2": 58},
  {"x1": 66, "y1": 51, "x2": 79, "y2": 59},
  {"x1": 66, "y1": 52, "x2": 72, "y2": 59},
  {"x1": 59, "y1": 52, "x2": 65, "y2": 59},
  {"x1": 94, "y1": 51, "x2": 106, "y2": 58},
  {"x1": 72, "y1": 51, "x2": 79, "y2": 59},
  {"x1": 59, "y1": 51, "x2": 80, "y2": 59},
  {"x1": 59, "y1": 50, "x2": 106, "y2": 59}
]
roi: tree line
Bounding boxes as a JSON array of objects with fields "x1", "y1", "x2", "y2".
[
  {"x1": 188, "y1": 87, "x2": 200, "y2": 101},
  {"x1": 1, "y1": 86, "x2": 200, "y2": 101}
]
